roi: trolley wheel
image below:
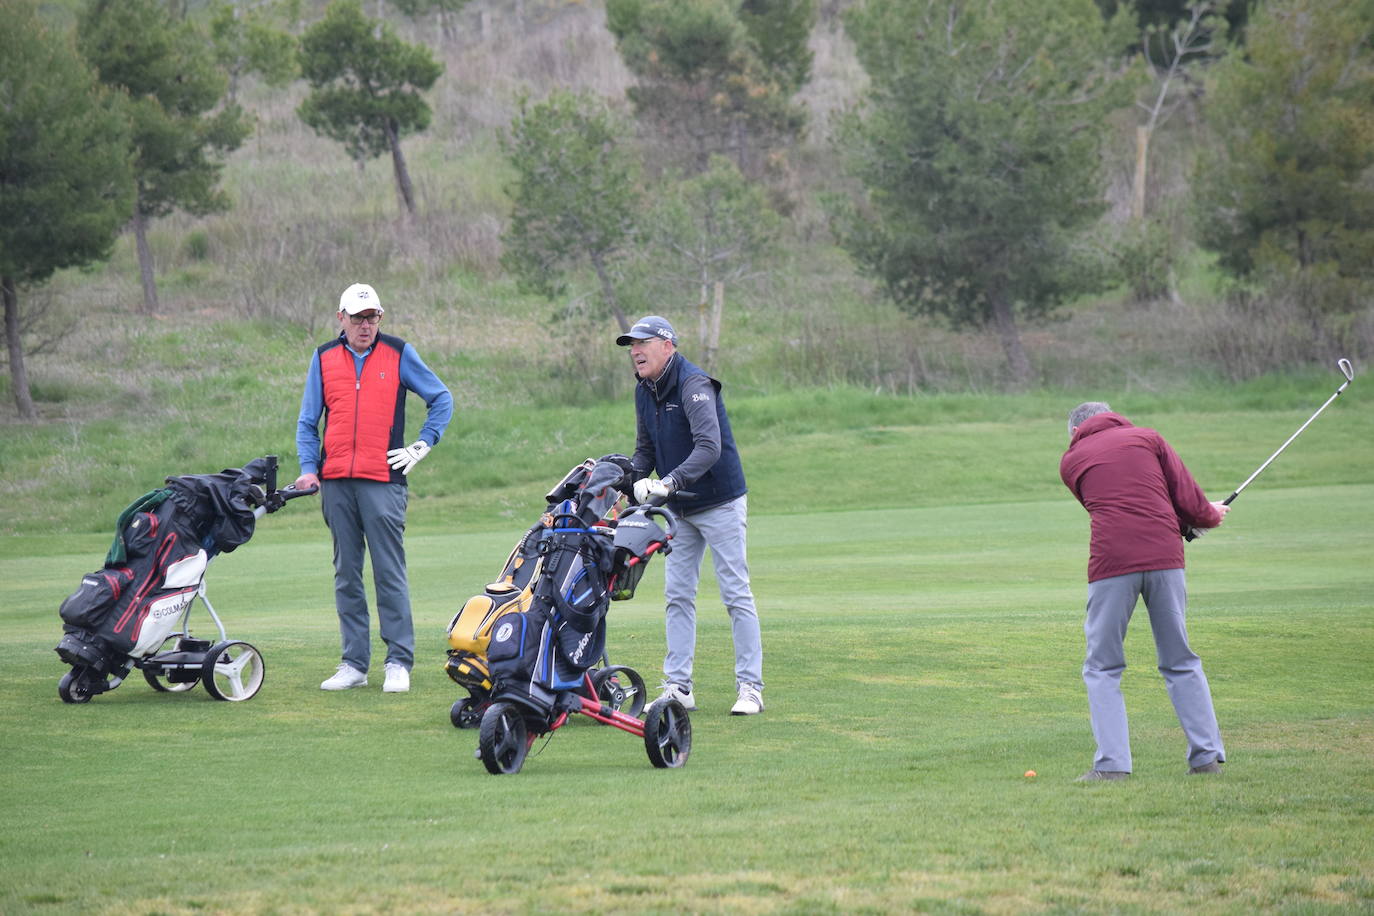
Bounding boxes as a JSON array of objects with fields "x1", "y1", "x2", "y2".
[
  {"x1": 143, "y1": 666, "x2": 199, "y2": 692},
  {"x1": 58, "y1": 668, "x2": 94, "y2": 704},
  {"x1": 590, "y1": 665, "x2": 646, "y2": 718},
  {"x1": 450, "y1": 697, "x2": 484, "y2": 729},
  {"x1": 478, "y1": 702, "x2": 530, "y2": 775},
  {"x1": 201, "y1": 641, "x2": 265, "y2": 702},
  {"x1": 643, "y1": 697, "x2": 691, "y2": 769}
]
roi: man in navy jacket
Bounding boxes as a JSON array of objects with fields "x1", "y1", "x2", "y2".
[
  {"x1": 1060, "y1": 402, "x2": 1229, "y2": 780},
  {"x1": 618, "y1": 315, "x2": 763, "y2": 715}
]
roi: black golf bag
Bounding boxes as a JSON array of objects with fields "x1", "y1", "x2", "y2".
[{"x1": 54, "y1": 456, "x2": 309, "y2": 703}]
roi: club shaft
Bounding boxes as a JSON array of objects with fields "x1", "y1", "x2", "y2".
[{"x1": 1226, "y1": 378, "x2": 1352, "y2": 504}]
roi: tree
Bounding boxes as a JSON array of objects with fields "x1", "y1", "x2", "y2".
[
  {"x1": 1131, "y1": 1, "x2": 1226, "y2": 221},
  {"x1": 391, "y1": 0, "x2": 472, "y2": 42},
  {"x1": 638, "y1": 156, "x2": 780, "y2": 371},
  {"x1": 297, "y1": 0, "x2": 444, "y2": 218},
  {"x1": 606, "y1": 0, "x2": 812, "y2": 177},
  {"x1": 835, "y1": 0, "x2": 1136, "y2": 385},
  {"x1": 500, "y1": 91, "x2": 643, "y2": 333},
  {"x1": 1193, "y1": 0, "x2": 1374, "y2": 297},
  {"x1": 1096, "y1": 0, "x2": 1249, "y2": 42},
  {"x1": 739, "y1": 0, "x2": 817, "y2": 96},
  {"x1": 1, "y1": 0, "x2": 134, "y2": 419},
  {"x1": 78, "y1": 0, "x2": 250, "y2": 315},
  {"x1": 209, "y1": 0, "x2": 300, "y2": 103}
]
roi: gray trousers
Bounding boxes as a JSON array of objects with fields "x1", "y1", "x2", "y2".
[
  {"x1": 662, "y1": 495, "x2": 763, "y2": 690},
  {"x1": 320, "y1": 478, "x2": 413, "y2": 672},
  {"x1": 1083, "y1": 568, "x2": 1225, "y2": 772}
]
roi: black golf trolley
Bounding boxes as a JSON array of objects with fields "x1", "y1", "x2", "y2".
[
  {"x1": 55, "y1": 456, "x2": 316, "y2": 704},
  {"x1": 444, "y1": 455, "x2": 693, "y2": 774}
]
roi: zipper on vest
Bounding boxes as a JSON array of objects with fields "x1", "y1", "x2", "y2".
[{"x1": 349, "y1": 374, "x2": 361, "y2": 477}]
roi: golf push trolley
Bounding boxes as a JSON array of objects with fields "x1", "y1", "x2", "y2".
[
  {"x1": 443, "y1": 455, "x2": 693, "y2": 775},
  {"x1": 54, "y1": 455, "x2": 316, "y2": 704}
]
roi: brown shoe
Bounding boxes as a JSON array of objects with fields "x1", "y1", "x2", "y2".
[
  {"x1": 1189, "y1": 761, "x2": 1223, "y2": 775},
  {"x1": 1076, "y1": 769, "x2": 1130, "y2": 782}
]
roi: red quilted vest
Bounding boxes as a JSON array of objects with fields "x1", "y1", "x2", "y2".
[{"x1": 319, "y1": 335, "x2": 406, "y2": 483}]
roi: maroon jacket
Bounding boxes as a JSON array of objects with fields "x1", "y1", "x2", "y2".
[{"x1": 1059, "y1": 413, "x2": 1222, "y2": 582}]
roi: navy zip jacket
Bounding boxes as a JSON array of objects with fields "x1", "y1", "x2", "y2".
[{"x1": 632, "y1": 353, "x2": 746, "y2": 515}]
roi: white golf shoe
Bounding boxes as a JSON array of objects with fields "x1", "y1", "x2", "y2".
[
  {"x1": 382, "y1": 663, "x2": 410, "y2": 693},
  {"x1": 321, "y1": 663, "x2": 367, "y2": 691},
  {"x1": 658, "y1": 681, "x2": 696, "y2": 710},
  {"x1": 730, "y1": 683, "x2": 764, "y2": 715}
]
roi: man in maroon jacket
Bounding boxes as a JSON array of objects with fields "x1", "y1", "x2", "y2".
[{"x1": 1060, "y1": 402, "x2": 1230, "y2": 781}]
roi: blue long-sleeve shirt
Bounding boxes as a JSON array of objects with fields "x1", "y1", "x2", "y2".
[{"x1": 296, "y1": 336, "x2": 453, "y2": 476}]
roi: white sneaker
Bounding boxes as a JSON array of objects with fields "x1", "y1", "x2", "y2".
[
  {"x1": 382, "y1": 663, "x2": 410, "y2": 693},
  {"x1": 321, "y1": 663, "x2": 367, "y2": 691},
  {"x1": 731, "y1": 683, "x2": 763, "y2": 715},
  {"x1": 658, "y1": 681, "x2": 696, "y2": 710}
]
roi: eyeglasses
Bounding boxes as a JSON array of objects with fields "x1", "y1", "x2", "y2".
[{"x1": 348, "y1": 313, "x2": 382, "y2": 325}]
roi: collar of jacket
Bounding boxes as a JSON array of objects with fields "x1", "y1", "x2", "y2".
[{"x1": 641, "y1": 351, "x2": 679, "y2": 401}]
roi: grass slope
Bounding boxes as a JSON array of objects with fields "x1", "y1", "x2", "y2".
[{"x1": 1, "y1": 394, "x2": 1371, "y2": 913}]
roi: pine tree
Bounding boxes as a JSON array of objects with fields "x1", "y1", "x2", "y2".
[
  {"x1": 606, "y1": 0, "x2": 812, "y2": 177},
  {"x1": 1, "y1": 0, "x2": 134, "y2": 418},
  {"x1": 835, "y1": 0, "x2": 1136, "y2": 385},
  {"x1": 78, "y1": 0, "x2": 250, "y2": 313},
  {"x1": 1193, "y1": 0, "x2": 1374, "y2": 304},
  {"x1": 297, "y1": 0, "x2": 444, "y2": 218},
  {"x1": 501, "y1": 92, "x2": 643, "y2": 332}
]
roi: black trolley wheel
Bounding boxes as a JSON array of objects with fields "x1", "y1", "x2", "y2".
[
  {"x1": 450, "y1": 696, "x2": 485, "y2": 729},
  {"x1": 58, "y1": 668, "x2": 94, "y2": 704},
  {"x1": 478, "y1": 701, "x2": 530, "y2": 775},
  {"x1": 589, "y1": 665, "x2": 646, "y2": 718},
  {"x1": 143, "y1": 666, "x2": 199, "y2": 692},
  {"x1": 643, "y1": 697, "x2": 691, "y2": 768}
]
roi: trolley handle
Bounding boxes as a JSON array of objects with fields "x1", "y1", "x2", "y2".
[{"x1": 257, "y1": 483, "x2": 319, "y2": 518}]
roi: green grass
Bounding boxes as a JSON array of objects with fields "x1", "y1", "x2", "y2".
[{"x1": 2, "y1": 396, "x2": 1372, "y2": 913}]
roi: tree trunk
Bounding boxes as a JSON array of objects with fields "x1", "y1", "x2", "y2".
[
  {"x1": 1132, "y1": 125, "x2": 1149, "y2": 221},
  {"x1": 385, "y1": 117, "x2": 417, "y2": 218},
  {"x1": 590, "y1": 252, "x2": 629, "y2": 332},
  {"x1": 3, "y1": 275, "x2": 37, "y2": 420},
  {"x1": 132, "y1": 206, "x2": 159, "y2": 314},
  {"x1": 989, "y1": 291, "x2": 1031, "y2": 388},
  {"x1": 702, "y1": 280, "x2": 724, "y2": 375},
  {"x1": 697, "y1": 262, "x2": 710, "y2": 350}
]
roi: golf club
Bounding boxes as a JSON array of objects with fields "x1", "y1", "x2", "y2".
[{"x1": 1186, "y1": 358, "x2": 1356, "y2": 540}]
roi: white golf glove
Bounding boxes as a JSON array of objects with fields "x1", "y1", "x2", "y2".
[
  {"x1": 386, "y1": 440, "x2": 431, "y2": 476},
  {"x1": 633, "y1": 475, "x2": 674, "y2": 504}
]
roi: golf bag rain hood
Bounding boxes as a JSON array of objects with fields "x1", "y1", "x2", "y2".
[{"x1": 57, "y1": 457, "x2": 277, "y2": 671}]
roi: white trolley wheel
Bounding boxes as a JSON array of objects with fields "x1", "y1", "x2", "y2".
[{"x1": 201, "y1": 641, "x2": 265, "y2": 702}]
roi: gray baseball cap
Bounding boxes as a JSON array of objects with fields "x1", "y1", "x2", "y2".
[{"x1": 616, "y1": 315, "x2": 677, "y2": 346}]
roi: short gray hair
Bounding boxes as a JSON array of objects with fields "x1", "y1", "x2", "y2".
[{"x1": 1067, "y1": 401, "x2": 1111, "y2": 436}]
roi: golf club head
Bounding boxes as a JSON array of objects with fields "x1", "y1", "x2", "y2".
[{"x1": 1338, "y1": 358, "x2": 1354, "y2": 383}]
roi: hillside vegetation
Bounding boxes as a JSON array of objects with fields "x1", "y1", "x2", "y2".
[{"x1": 2, "y1": 0, "x2": 1370, "y2": 535}]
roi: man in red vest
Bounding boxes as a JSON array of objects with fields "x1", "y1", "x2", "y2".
[{"x1": 295, "y1": 283, "x2": 453, "y2": 693}]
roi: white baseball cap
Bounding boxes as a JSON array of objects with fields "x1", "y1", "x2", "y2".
[{"x1": 338, "y1": 283, "x2": 384, "y2": 315}]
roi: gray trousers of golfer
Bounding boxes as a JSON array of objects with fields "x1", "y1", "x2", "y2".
[
  {"x1": 1083, "y1": 568, "x2": 1225, "y2": 772},
  {"x1": 663, "y1": 495, "x2": 763, "y2": 690},
  {"x1": 321, "y1": 478, "x2": 414, "y2": 672}
]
